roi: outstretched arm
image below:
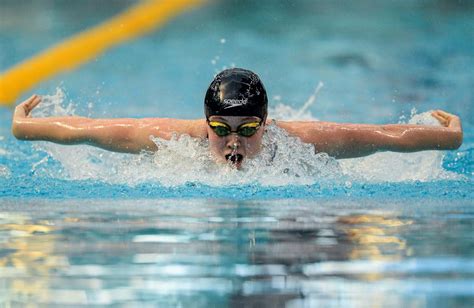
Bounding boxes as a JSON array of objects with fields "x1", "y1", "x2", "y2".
[
  {"x1": 278, "y1": 110, "x2": 463, "y2": 159},
  {"x1": 12, "y1": 95, "x2": 206, "y2": 153}
]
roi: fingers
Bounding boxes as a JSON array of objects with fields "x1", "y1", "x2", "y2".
[
  {"x1": 23, "y1": 94, "x2": 41, "y2": 114},
  {"x1": 23, "y1": 94, "x2": 41, "y2": 111},
  {"x1": 28, "y1": 96, "x2": 41, "y2": 116},
  {"x1": 431, "y1": 109, "x2": 461, "y2": 129},
  {"x1": 431, "y1": 113, "x2": 446, "y2": 122},
  {"x1": 431, "y1": 110, "x2": 448, "y2": 126},
  {"x1": 14, "y1": 94, "x2": 41, "y2": 118},
  {"x1": 435, "y1": 110, "x2": 454, "y2": 117},
  {"x1": 20, "y1": 94, "x2": 37, "y2": 106}
]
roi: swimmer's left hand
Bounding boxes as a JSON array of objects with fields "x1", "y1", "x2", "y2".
[
  {"x1": 430, "y1": 109, "x2": 463, "y2": 149},
  {"x1": 431, "y1": 110, "x2": 462, "y2": 131}
]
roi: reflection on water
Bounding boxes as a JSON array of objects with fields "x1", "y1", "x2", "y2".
[{"x1": 0, "y1": 199, "x2": 472, "y2": 306}]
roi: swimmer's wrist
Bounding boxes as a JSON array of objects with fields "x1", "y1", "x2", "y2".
[{"x1": 12, "y1": 118, "x2": 45, "y2": 140}]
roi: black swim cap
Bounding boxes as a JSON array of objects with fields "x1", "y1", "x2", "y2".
[{"x1": 204, "y1": 68, "x2": 268, "y2": 120}]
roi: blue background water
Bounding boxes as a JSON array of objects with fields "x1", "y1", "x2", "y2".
[{"x1": 0, "y1": 0, "x2": 473, "y2": 306}]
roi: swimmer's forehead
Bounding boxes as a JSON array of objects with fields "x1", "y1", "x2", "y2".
[{"x1": 208, "y1": 115, "x2": 261, "y2": 123}]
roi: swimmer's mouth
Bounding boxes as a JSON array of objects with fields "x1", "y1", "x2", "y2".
[{"x1": 225, "y1": 153, "x2": 243, "y2": 165}]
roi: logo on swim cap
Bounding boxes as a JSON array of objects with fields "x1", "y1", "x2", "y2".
[
  {"x1": 204, "y1": 68, "x2": 268, "y2": 120},
  {"x1": 223, "y1": 98, "x2": 248, "y2": 108}
]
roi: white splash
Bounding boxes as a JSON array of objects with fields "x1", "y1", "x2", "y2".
[
  {"x1": 0, "y1": 164, "x2": 11, "y2": 178},
  {"x1": 30, "y1": 88, "x2": 459, "y2": 186},
  {"x1": 31, "y1": 88, "x2": 75, "y2": 117},
  {"x1": 269, "y1": 82, "x2": 323, "y2": 120},
  {"x1": 0, "y1": 135, "x2": 6, "y2": 156}
]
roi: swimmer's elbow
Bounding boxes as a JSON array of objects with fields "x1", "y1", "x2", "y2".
[
  {"x1": 93, "y1": 139, "x2": 157, "y2": 154},
  {"x1": 89, "y1": 125, "x2": 158, "y2": 154},
  {"x1": 126, "y1": 142, "x2": 158, "y2": 154}
]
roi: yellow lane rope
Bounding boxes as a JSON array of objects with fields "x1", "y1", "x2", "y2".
[{"x1": 0, "y1": 0, "x2": 205, "y2": 106}]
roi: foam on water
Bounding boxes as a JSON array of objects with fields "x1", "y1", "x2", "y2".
[
  {"x1": 0, "y1": 135, "x2": 8, "y2": 156},
  {"x1": 30, "y1": 88, "x2": 460, "y2": 187},
  {"x1": 0, "y1": 135, "x2": 10, "y2": 178},
  {"x1": 0, "y1": 165, "x2": 11, "y2": 178},
  {"x1": 149, "y1": 127, "x2": 342, "y2": 187}
]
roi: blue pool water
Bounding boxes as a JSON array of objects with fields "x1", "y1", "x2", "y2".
[{"x1": 1, "y1": 0, "x2": 473, "y2": 306}]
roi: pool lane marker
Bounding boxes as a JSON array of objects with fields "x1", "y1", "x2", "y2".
[{"x1": 0, "y1": 0, "x2": 205, "y2": 106}]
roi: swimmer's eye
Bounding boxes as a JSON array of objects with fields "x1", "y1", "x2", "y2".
[
  {"x1": 208, "y1": 121, "x2": 232, "y2": 136},
  {"x1": 208, "y1": 120, "x2": 261, "y2": 137},
  {"x1": 237, "y1": 122, "x2": 261, "y2": 137}
]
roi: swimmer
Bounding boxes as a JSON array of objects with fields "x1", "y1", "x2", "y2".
[{"x1": 12, "y1": 68, "x2": 463, "y2": 169}]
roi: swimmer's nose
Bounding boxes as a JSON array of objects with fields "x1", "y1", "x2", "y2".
[{"x1": 226, "y1": 134, "x2": 241, "y2": 150}]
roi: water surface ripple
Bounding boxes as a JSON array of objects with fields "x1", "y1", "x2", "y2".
[{"x1": 0, "y1": 198, "x2": 472, "y2": 306}]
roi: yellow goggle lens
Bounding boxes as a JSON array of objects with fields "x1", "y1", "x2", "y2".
[{"x1": 208, "y1": 121, "x2": 261, "y2": 137}]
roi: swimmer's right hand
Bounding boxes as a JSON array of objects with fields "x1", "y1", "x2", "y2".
[
  {"x1": 12, "y1": 94, "x2": 43, "y2": 140},
  {"x1": 14, "y1": 94, "x2": 41, "y2": 118}
]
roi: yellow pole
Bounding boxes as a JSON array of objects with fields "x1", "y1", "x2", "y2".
[{"x1": 0, "y1": 0, "x2": 204, "y2": 106}]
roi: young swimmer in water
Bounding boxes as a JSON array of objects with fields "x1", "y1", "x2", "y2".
[{"x1": 12, "y1": 68, "x2": 463, "y2": 169}]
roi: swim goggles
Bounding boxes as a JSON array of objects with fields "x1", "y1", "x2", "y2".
[{"x1": 207, "y1": 120, "x2": 262, "y2": 137}]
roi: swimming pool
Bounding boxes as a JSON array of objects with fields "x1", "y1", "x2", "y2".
[{"x1": 1, "y1": 0, "x2": 473, "y2": 306}]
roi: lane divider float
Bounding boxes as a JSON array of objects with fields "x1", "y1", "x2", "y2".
[{"x1": 0, "y1": 0, "x2": 205, "y2": 106}]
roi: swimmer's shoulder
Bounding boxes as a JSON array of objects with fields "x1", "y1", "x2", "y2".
[{"x1": 186, "y1": 119, "x2": 207, "y2": 138}]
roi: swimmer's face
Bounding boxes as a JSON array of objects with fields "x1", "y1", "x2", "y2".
[{"x1": 207, "y1": 116, "x2": 265, "y2": 169}]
